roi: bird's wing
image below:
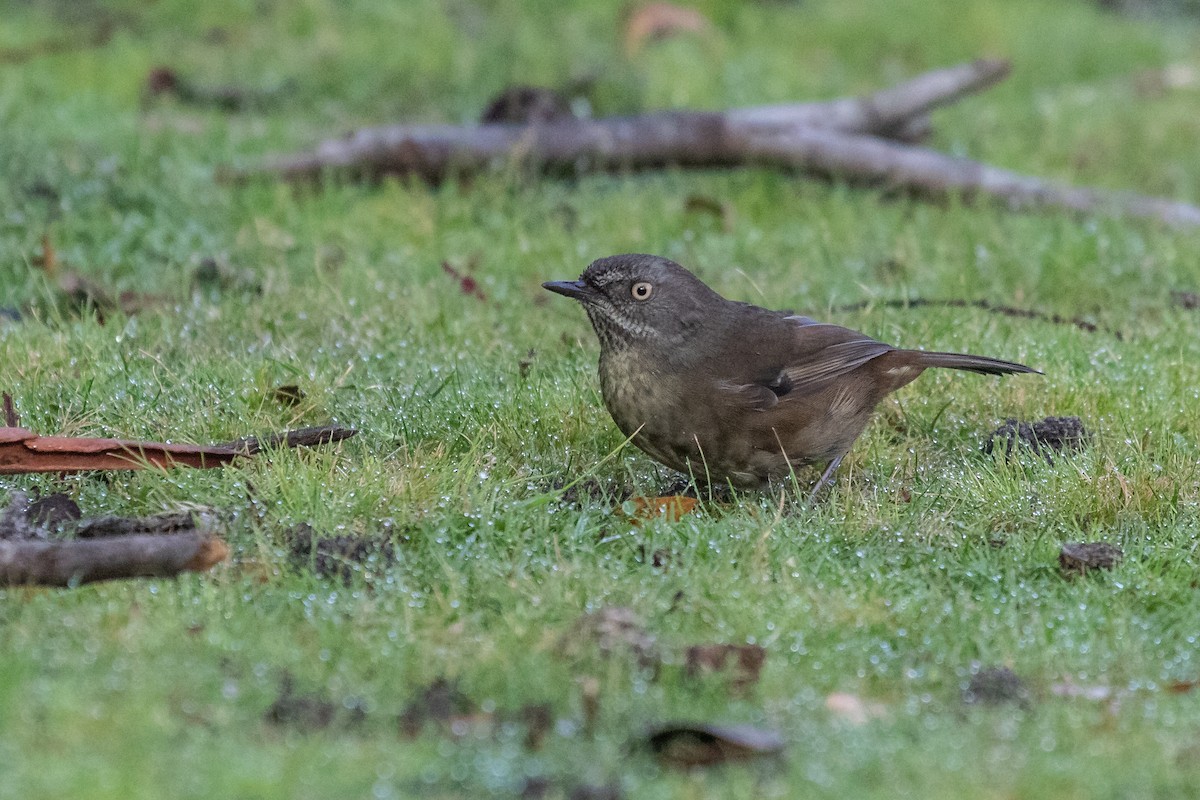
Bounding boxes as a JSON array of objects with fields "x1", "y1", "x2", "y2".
[
  {"x1": 717, "y1": 317, "x2": 894, "y2": 409},
  {"x1": 780, "y1": 325, "x2": 895, "y2": 389}
]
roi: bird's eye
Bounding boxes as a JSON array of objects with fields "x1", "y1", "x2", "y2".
[{"x1": 631, "y1": 281, "x2": 653, "y2": 301}]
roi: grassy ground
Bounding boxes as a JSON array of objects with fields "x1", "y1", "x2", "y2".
[{"x1": 3, "y1": 0, "x2": 1200, "y2": 797}]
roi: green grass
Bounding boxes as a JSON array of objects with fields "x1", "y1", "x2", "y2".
[{"x1": 3, "y1": 0, "x2": 1200, "y2": 797}]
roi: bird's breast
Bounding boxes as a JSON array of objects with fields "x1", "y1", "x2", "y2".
[{"x1": 598, "y1": 348, "x2": 673, "y2": 433}]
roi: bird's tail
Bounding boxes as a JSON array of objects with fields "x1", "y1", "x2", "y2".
[{"x1": 910, "y1": 350, "x2": 1040, "y2": 376}]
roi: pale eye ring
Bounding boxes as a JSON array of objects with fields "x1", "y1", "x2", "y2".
[{"x1": 631, "y1": 281, "x2": 653, "y2": 301}]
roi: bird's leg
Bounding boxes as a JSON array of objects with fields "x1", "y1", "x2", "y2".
[{"x1": 807, "y1": 453, "x2": 845, "y2": 503}]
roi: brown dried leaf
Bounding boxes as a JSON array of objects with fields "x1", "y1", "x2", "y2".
[
  {"x1": 647, "y1": 722, "x2": 784, "y2": 768},
  {"x1": 624, "y1": 2, "x2": 711, "y2": 54},
  {"x1": 984, "y1": 416, "x2": 1090, "y2": 464}
]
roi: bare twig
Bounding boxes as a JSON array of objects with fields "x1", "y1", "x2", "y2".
[
  {"x1": 219, "y1": 424, "x2": 358, "y2": 455},
  {"x1": 1, "y1": 393, "x2": 17, "y2": 427}
]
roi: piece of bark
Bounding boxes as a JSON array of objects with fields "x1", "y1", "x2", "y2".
[
  {"x1": 0, "y1": 424, "x2": 357, "y2": 474},
  {"x1": 0, "y1": 532, "x2": 228, "y2": 586},
  {"x1": 0, "y1": 426, "x2": 239, "y2": 473},
  {"x1": 232, "y1": 59, "x2": 1011, "y2": 182}
]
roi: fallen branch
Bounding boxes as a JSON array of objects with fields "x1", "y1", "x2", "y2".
[
  {"x1": 231, "y1": 58, "x2": 1009, "y2": 181},
  {"x1": 229, "y1": 58, "x2": 1200, "y2": 228},
  {"x1": 0, "y1": 424, "x2": 357, "y2": 474},
  {"x1": 0, "y1": 492, "x2": 228, "y2": 587}
]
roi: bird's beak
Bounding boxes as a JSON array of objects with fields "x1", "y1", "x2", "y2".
[{"x1": 542, "y1": 279, "x2": 595, "y2": 301}]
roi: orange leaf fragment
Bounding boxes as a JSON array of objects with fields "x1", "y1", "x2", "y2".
[{"x1": 623, "y1": 495, "x2": 698, "y2": 522}]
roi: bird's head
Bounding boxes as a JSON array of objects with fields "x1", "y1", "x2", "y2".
[{"x1": 543, "y1": 254, "x2": 723, "y2": 350}]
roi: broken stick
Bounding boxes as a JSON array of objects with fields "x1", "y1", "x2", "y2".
[
  {"x1": 0, "y1": 492, "x2": 228, "y2": 587},
  {"x1": 0, "y1": 533, "x2": 228, "y2": 587}
]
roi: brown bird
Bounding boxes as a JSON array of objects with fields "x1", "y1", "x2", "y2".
[{"x1": 544, "y1": 254, "x2": 1039, "y2": 496}]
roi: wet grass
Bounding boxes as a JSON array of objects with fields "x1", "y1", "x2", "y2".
[{"x1": 2, "y1": 0, "x2": 1200, "y2": 797}]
